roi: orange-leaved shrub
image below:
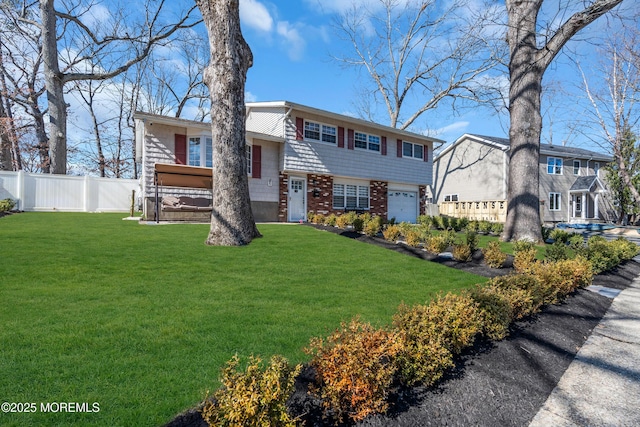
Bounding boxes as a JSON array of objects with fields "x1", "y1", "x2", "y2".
[
  {"x1": 201, "y1": 354, "x2": 301, "y2": 427},
  {"x1": 470, "y1": 284, "x2": 514, "y2": 340},
  {"x1": 305, "y1": 318, "x2": 404, "y2": 424},
  {"x1": 530, "y1": 257, "x2": 593, "y2": 304},
  {"x1": 382, "y1": 225, "x2": 401, "y2": 242}
]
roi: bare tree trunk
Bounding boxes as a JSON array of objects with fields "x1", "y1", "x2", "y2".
[
  {"x1": 197, "y1": 0, "x2": 261, "y2": 246},
  {"x1": 40, "y1": 0, "x2": 66, "y2": 174},
  {"x1": 0, "y1": 95, "x2": 12, "y2": 171},
  {"x1": 502, "y1": 0, "x2": 624, "y2": 242}
]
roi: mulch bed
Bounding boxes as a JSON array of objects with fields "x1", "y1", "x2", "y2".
[{"x1": 166, "y1": 224, "x2": 640, "y2": 427}]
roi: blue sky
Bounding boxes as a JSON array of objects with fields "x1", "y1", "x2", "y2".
[{"x1": 234, "y1": 0, "x2": 636, "y2": 152}]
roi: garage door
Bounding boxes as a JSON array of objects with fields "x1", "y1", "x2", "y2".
[{"x1": 388, "y1": 191, "x2": 418, "y2": 223}]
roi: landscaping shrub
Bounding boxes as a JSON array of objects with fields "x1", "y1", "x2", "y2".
[
  {"x1": 541, "y1": 226, "x2": 553, "y2": 241},
  {"x1": 482, "y1": 241, "x2": 507, "y2": 268},
  {"x1": 530, "y1": 257, "x2": 594, "y2": 303},
  {"x1": 313, "y1": 213, "x2": 326, "y2": 225},
  {"x1": 465, "y1": 230, "x2": 479, "y2": 252},
  {"x1": 425, "y1": 234, "x2": 448, "y2": 254},
  {"x1": 545, "y1": 241, "x2": 569, "y2": 262},
  {"x1": 568, "y1": 233, "x2": 585, "y2": 251},
  {"x1": 456, "y1": 217, "x2": 469, "y2": 232},
  {"x1": 434, "y1": 216, "x2": 449, "y2": 230},
  {"x1": 306, "y1": 319, "x2": 403, "y2": 423},
  {"x1": 478, "y1": 220, "x2": 492, "y2": 234},
  {"x1": 448, "y1": 217, "x2": 460, "y2": 232},
  {"x1": 610, "y1": 236, "x2": 640, "y2": 261},
  {"x1": 363, "y1": 217, "x2": 383, "y2": 237},
  {"x1": 352, "y1": 216, "x2": 365, "y2": 233},
  {"x1": 398, "y1": 221, "x2": 415, "y2": 238},
  {"x1": 452, "y1": 242, "x2": 472, "y2": 262},
  {"x1": 417, "y1": 215, "x2": 434, "y2": 229},
  {"x1": 466, "y1": 220, "x2": 480, "y2": 233},
  {"x1": 0, "y1": 198, "x2": 15, "y2": 212},
  {"x1": 513, "y1": 240, "x2": 537, "y2": 273},
  {"x1": 585, "y1": 236, "x2": 620, "y2": 274},
  {"x1": 470, "y1": 284, "x2": 513, "y2": 340},
  {"x1": 393, "y1": 293, "x2": 482, "y2": 386},
  {"x1": 549, "y1": 228, "x2": 571, "y2": 244},
  {"x1": 491, "y1": 222, "x2": 504, "y2": 235},
  {"x1": 488, "y1": 275, "x2": 543, "y2": 320},
  {"x1": 335, "y1": 214, "x2": 350, "y2": 229},
  {"x1": 382, "y1": 225, "x2": 401, "y2": 242},
  {"x1": 405, "y1": 230, "x2": 422, "y2": 248},
  {"x1": 325, "y1": 214, "x2": 338, "y2": 227},
  {"x1": 201, "y1": 354, "x2": 301, "y2": 427}
]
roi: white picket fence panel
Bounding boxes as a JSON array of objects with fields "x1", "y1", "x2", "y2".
[{"x1": 0, "y1": 170, "x2": 140, "y2": 212}]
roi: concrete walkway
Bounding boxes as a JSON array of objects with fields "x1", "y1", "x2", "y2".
[{"x1": 529, "y1": 274, "x2": 640, "y2": 427}]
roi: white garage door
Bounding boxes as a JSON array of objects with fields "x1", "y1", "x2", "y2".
[{"x1": 388, "y1": 191, "x2": 418, "y2": 223}]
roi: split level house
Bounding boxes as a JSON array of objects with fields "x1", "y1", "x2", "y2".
[
  {"x1": 433, "y1": 134, "x2": 616, "y2": 224},
  {"x1": 134, "y1": 101, "x2": 441, "y2": 223}
]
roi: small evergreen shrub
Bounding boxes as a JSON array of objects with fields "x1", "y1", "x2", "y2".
[
  {"x1": 425, "y1": 234, "x2": 448, "y2": 254},
  {"x1": 482, "y1": 241, "x2": 507, "y2": 268},
  {"x1": 541, "y1": 226, "x2": 553, "y2": 241},
  {"x1": 585, "y1": 236, "x2": 620, "y2": 273},
  {"x1": 363, "y1": 216, "x2": 383, "y2": 237},
  {"x1": 488, "y1": 275, "x2": 543, "y2": 320},
  {"x1": 448, "y1": 217, "x2": 460, "y2": 232},
  {"x1": 352, "y1": 216, "x2": 365, "y2": 232},
  {"x1": 335, "y1": 214, "x2": 350, "y2": 229},
  {"x1": 512, "y1": 240, "x2": 535, "y2": 253},
  {"x1": 434, "y1": 216, "x2": 449, "y2": 230},
  {"x1": 306, "y1": 319, "x2": 403, "y2": 423},
  {"x1": 405, "y1": 230, "x2": 422, "y2": 247},
  {"x1": 466, "y1": 220, "x2": 480, "y2": 233},
  {"x1": 382, "y1": 225, "x2": 401, "y2": 242},
  {"x1": 325, "y1": 213, "x2": 338, "y2": 227},
  {"x1": 393, "y1": 293, "x2": 482, "y2": 386},
  {"x1": 465, "y1": 230, "x2": 479, "y2": 252},
  {"x1": 549, "y1": 228, "x2": 571, "y2": 243},
  {"x1": 307, "y1": 212, "x2": 317, "y2": 223},
  {"x1": 478, "y1": 220, "x2": 492, "y2": 234},
  {"x1": 313, "y1": 213, "x2": 326, "y2": 225},
  {"x1": 457, "y1": 217, "x2": 469, "y2": 232},
  {"x1": 568, "y1": 234, "x2": 585, "y2": 251},
  {"x1": 398, "y1": 221, "x2": 415, "y2": 238},
  {"x1": 470, "y1": 284, "x2": 513, "y2": 340},
  {"x1": 491, "y1": 222, "x2": 504, "y2": 235},
  {"x1": 545, "y1": 241, "x2": 569, "y2": 262},
  {"x1": 0, "y1": 198, "x2": 16, "y2": 212},
  {"x1": 530, "y1": 257, "x2": 593, "y2": 303},
  {"x1": 417, "y1": 215, "x2": 434, "y2": 229},
  {"x1": 610, "y1": 236, "x2": 640, "y2": 261},
  {"x1": 201, "y1": 354, "x2": 301, "y2": 427},
  {"x1": 452, "y1": 242, "x2": 472, "y2": 262}
]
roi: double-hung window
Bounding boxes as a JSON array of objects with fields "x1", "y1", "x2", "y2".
[
  {"x1": 573, "y1": 160, "x2": 580, "y2": 175},
  {"x1": 188, "y1": 136, "x2": 213, "y2": 167},
  {"x1": 444, "y1": 194, "x2": 459, "y2": 202},
  {"x1": 304, "y1": 121, "x2": 337, "y2": 144},
  {"x1": 547, "y1": 157, "x2": 563, "y2": 175},
  {"x1": 549, "y1": 192, "x2": 561, "y2": 211},
  {"x1": 403, "y1": 141, "x2": 424, "y2": 160},
  {"x1": 333, "y1": 183, "x2": 369, "y2": 210},
  {"x1": 354, "y1": 131, "x2": 381, "y2": 152}
]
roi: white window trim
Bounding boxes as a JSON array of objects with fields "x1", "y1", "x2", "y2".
[
  {"x1": 402, "y1": 141, "x2": 425, "y2": 160},
  {"x1": 547, "y1": 156, "x2": 563, "y2": 175},
  {"x1": 187, "y1": 133, "x2": 213, "y2": 168},
  {"x1": 353, "y1": 131, "x2": 381, "y2": 153},
  {"x1": 549, "y1": 192, "x2": 561, "y2": 211},
  {"x1": 245, "y1": 144, "x2": 252, "y2": 176},
  {"x1": 333, "y1": 182, "x2": 370, "y2": 210},
  {"x1": 444, "y1": 194, "x2": 459, "y2": 202},
  {"x1": 573, "y1": 160, "x2": 581, "y2": 175},
  {"x1": 304, "y1": 120, "x2": 337, "y2": 145}
]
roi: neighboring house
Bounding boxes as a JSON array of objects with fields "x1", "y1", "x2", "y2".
[
  {"x1": 433, "y1": 134, "x2": 616, "y2": 224},
  {"x1": 135, "y1": 101, "x2": 441, "y2": 223}
]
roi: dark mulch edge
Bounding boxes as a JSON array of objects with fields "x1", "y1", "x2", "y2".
[{"x1": 164, "y1": 223, "x2": 640, "y2": 427}]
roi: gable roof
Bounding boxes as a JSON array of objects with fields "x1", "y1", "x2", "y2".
[
  {"x1": 569, "y1": 175, "x2": 604, "y2": 193},
  {"x1": 435, "y1": 133, "x2": 612, "y2": 162}
]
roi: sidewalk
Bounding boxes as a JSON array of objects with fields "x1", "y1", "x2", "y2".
[{"x1": 529, "y1": 272, "x2": 640, "y2": 427}]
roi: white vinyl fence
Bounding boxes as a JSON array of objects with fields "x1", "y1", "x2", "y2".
[{"x1": 0, "y1": 170, "x2": 140, "y2": 212}]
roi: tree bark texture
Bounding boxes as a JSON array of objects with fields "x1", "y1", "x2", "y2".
[
  {"x1": 197, "y1": 0, "x2": 261, "y2": 246},
  {"x1": 503, "y1": 0, "x2": 624, "y2": 242},
  {"x1": 40, "y1": 0, "x2": 66, "y2": 174}
]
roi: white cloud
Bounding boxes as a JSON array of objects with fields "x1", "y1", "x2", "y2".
[
  {"x1": 245, "y1": 91, "x2": 257, "y2": 102},
  {"x1": 79, "y1": 4, "x2": 111, "y2": 29},
  {"x1": 276, "y1": 21, "x2": 306, "y2": 61},
  {"x1": 433, "y1": 121, "x2": 470, "y2": 138},
  {"x1": 240, "y1": 0, "x2": 274, "y2": 32}
]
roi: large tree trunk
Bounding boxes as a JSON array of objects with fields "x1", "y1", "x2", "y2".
[
  {"x1": 40, "y1": 0, "x2": 66, "y2": 174},
  {"x1": 197, "y1": 0, "x2": 261, "y2": 246},
  {"x1": 503, "y1": 1, "x2": 544, "y2": 242},
  {"x1": 502, "y1": 0, "x2": 624, "y2": 242}
]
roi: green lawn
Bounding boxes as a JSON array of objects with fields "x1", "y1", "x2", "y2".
[{"x1": 0, "y1": 213, "x2": 484, "y2": 426}]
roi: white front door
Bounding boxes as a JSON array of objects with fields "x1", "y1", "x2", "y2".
[{"x1": 288, "y1": 178, "x2": 306, "y2": 222}]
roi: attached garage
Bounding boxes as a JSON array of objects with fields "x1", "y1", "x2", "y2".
[{"x1": 388, "y1": 190, "x2": 418, "y2": 223}]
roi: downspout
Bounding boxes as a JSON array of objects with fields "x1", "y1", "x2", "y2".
[{"x1": 503, "y1": 147, "x2": 508, "y2": 200}]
